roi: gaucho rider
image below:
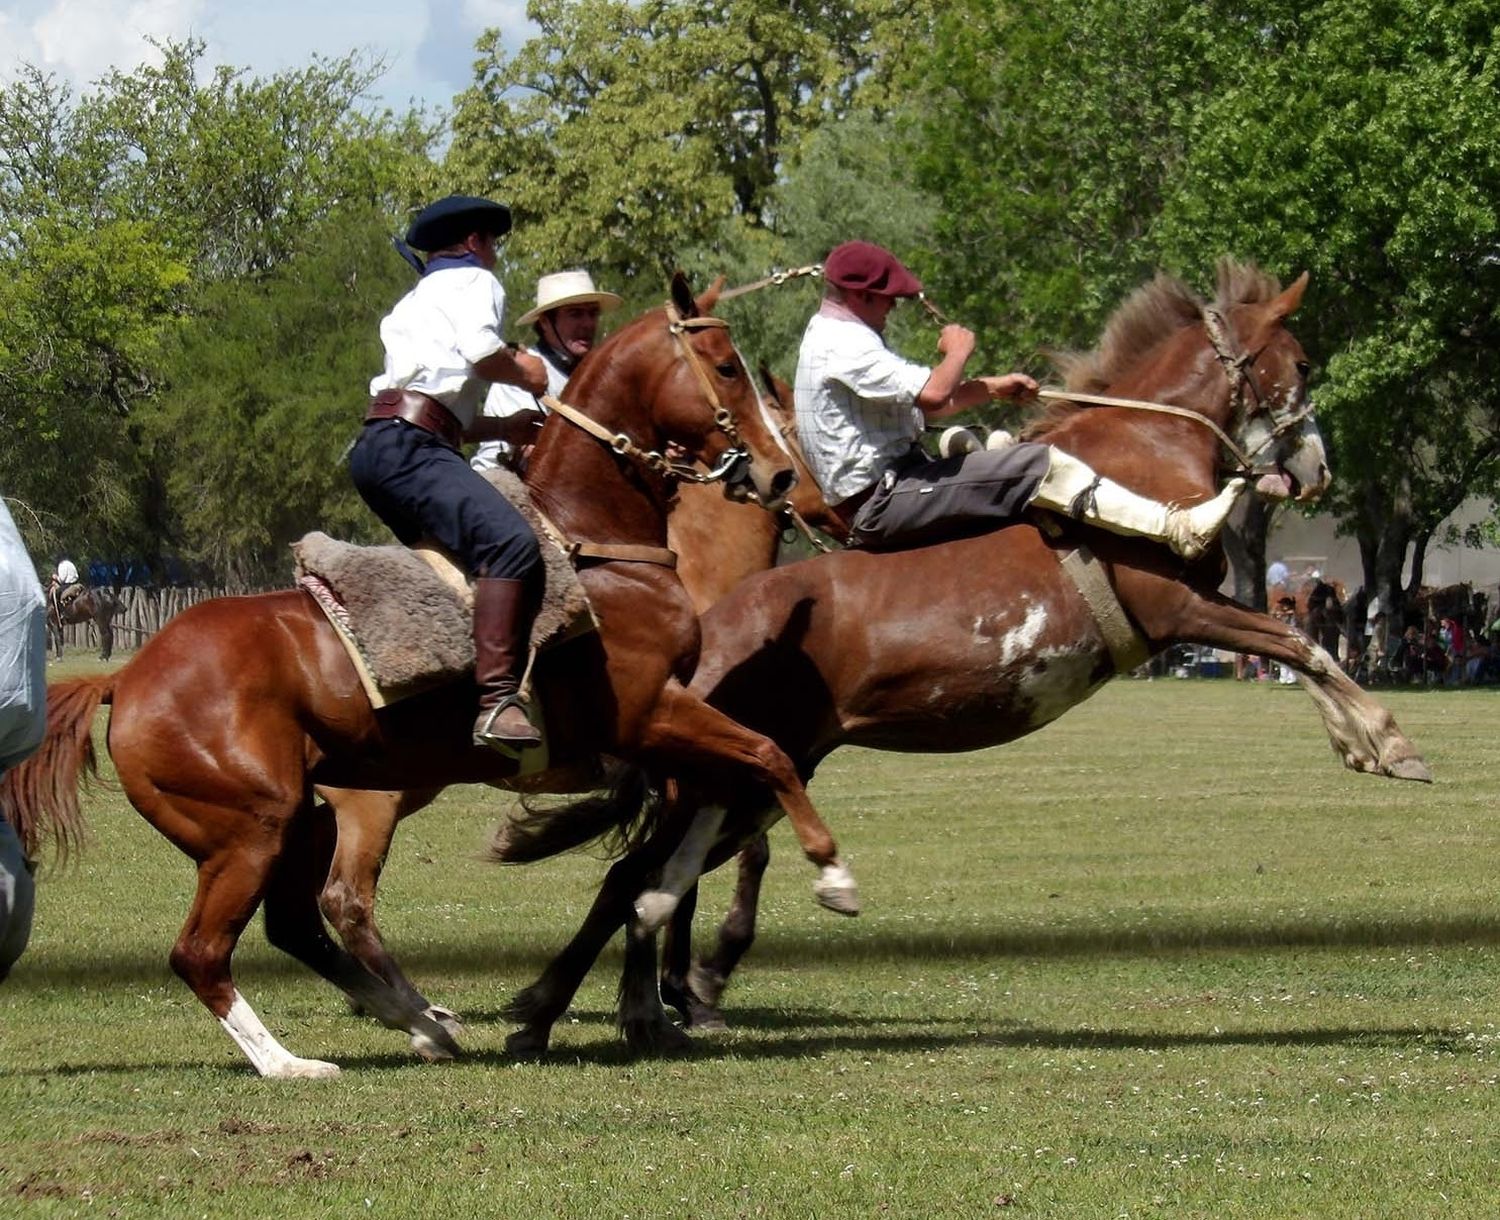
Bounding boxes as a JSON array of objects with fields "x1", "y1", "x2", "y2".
[
  {"x1": 472, "y1": 269, "x2": 621, "y2": 473},
  {"x1": 795, "y1": 241, "x2": 1243, "y2": 556},
  {"x1": 349, "y1": 194, "x2": 550, "y2": 755}
]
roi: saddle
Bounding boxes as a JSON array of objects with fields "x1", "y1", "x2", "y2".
[{"x1": 293, "y1": 468, "x2": 594, "y2": 709}]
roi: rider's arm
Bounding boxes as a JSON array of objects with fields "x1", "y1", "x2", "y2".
[
  {"x1": 474, "y1": 345, "x2": 548, "y2": 395},
  {"x1": 917, "y1": 326, "x2": 1038, "y2": 417}
]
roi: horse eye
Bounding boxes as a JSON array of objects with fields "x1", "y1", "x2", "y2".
[
  {"x1": 1295, "y1": 360, "x2": 1311, "y2": 378},
  {"x1": 715, "y1": 361, "x2": 740, "y2": 378}
]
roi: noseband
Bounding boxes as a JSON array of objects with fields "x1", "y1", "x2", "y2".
[{"x1": 1200, "y1": 306, "x2": 1317, "y2": 476}]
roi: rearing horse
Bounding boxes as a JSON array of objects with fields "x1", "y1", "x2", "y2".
[
  {"x1": 492, "y1": 262, "x2": 1432, "y2": 1054},
  {"x1": 0, "y1": 275, "x2": 837, "y2": 1079}
]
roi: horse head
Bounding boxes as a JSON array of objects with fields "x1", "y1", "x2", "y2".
[
  {"x1": 1213, "y1": 266, "x2": 1330, "y2": 504},
  {"x1": 638, "y1": 272, "x2": 796, "y2": 510}
]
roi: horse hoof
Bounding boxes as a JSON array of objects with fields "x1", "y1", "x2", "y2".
[
  {"x1": 267, "y1": 1057, "x2": 341, "y2": 1080},
  {"x1": 686, "y1": 964, "x2": 727, "y2": 1008},
  {"x1": 633, "y1": 890, "x2": 679, "y2": 934},
  {"x1": 814, "y1": 861, "x2": 860, "y2": 916},
  {"x1": 424, "y1": 1005, "x2": 465, "y2": 1038},
  {"x1": 411, "y1": 1032, "x2": 458, "y2": 1062},
  {"x1": 687, "y1": 1009, "x2": 728, "y2": 1033},
  {"x1": 624, "y1": 1019, "x2": 692, "y2": 1057},
  {"x1": 505, "y1": 1028, "x2": 550, "y2": 1061},
  {"x1": 1387, "y1": 756, "x2": 1434, "y2": 783}
]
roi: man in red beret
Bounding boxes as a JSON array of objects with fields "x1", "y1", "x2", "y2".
[{"x1": 794, "y1": 240, "x2": 1242, "y2": 557}]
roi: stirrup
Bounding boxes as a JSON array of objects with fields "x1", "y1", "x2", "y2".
[{"x1": 473, "y1": 697, "x2": 541, "y2": 756}]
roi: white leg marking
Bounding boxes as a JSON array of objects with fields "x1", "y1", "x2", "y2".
[
  {"x1": 219, "y1": 991, "x2": 340, "y2": 1079},
  {"x1": 634, "y1": 806, "x2": 728, "y2": 934},
  {"x1": 813, "y1": 859, "x2": 860, "y2": 916}
]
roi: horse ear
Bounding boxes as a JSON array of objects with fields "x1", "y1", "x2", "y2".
[
  {"x1": 759, "y1": 362, "x2": 791, "y2": 409},
  {"x1": 1268, "y1": 271, "x2": 1309, "y2": 321},
  {"x1": 696, "y1": 274, "x2": 726, "y2": 313},
  {"x1": 670, "y1": 271, "x2": 699, "y2": 318}
]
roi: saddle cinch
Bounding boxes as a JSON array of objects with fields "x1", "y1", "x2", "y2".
[{"x1": 292, "y1": 468, "x2": 596, "y2": 768}]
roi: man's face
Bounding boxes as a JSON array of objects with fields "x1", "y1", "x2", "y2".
[
  {"x1": 541, "y1": 303, "x2": 603, "y2": 358},
  {"x1": 844, "y1": 289, "x2": 898, "y2": 335},
  {"x1": 464, "y1": 231, "x2": 499, "y2": 270}
]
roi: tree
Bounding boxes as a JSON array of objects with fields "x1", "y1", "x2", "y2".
[
  {"x1": 0, "y1": 41, "x2": 437, "y2": 573},
  {"x1": 1151, "y1": 0, "x2": 1500, "y2": 619},
  {"x1": 448, "y1": 0, "x2": 931, "y2": 290}
]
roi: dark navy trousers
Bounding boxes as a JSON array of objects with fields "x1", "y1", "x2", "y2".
[{"x1": 349, "y1": 419, "x2": 541, "y2": 580}]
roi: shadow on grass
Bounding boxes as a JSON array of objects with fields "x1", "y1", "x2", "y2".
[
  {"x1": 19, "y1": 909, "x2": 1500, "y2": 988},
  {"x1": 1, "y1": 1018, "x2": 1470, "y2": 1080}
]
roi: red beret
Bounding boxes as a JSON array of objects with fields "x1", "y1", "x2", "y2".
[{"x1": 822, "y1": 241, "x2": 923, "y2": 298}]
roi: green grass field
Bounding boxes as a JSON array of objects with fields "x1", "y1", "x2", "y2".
[{"x1": 3, "y1": 659, "x2": 1500, "y2": 1217}]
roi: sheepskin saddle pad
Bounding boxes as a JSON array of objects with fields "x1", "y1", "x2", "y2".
[{"x1": 292, "y1": 468, "x2": 594, "y2": 707}]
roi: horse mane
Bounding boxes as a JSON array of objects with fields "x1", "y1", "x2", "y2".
[{"x1": 1022, "y1": 258, "x2": 1284, "y2": 439}]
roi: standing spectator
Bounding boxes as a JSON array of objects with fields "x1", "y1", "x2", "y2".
[{"x1": 0, "y1": 497, "x2": 47, "y2": 980}]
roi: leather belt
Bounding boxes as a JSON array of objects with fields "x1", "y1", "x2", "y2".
[{"x1": 366, "y1": 389, "x2": 463, "y2": 450}]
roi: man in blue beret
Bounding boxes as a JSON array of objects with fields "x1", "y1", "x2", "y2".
[
  {"x1": 794, "y1": 240, "x2": 1242, "y2": 557},
  {"x1": 350, "y1": 194, "x2": 551, "y2": 755}
]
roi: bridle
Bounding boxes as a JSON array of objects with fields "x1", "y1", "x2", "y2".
[
  {"x1": 540, "y1": 302, "x2": 751, "y2": 487},
  {"x1": 1038, "y1": 306, "x2": 1316, "y2": 480}
]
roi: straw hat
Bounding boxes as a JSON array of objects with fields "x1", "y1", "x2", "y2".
[{"x1": 515, "y1": 270, "x2": 623, "y2": 327}]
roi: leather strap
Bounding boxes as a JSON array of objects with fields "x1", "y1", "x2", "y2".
[
  {"x1": 1057, "y1": 543, "x2": 1151, "y2": 674},
  {"x1": 567, "y1": 541, "x2": 678, "y2": 569},
  {"x1": 366, "y1": 389, "x2": 463, "y2": 450}
]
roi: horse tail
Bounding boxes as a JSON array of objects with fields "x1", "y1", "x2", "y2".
[
  {"x1": 485, "y1": 761, "x2": 657, "y2": 865},
  {"x1": 0, "y1": 675, "x2": 113, "y2": 860}
]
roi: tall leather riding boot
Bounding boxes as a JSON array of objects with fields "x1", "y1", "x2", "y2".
[
  {"x1": 1030, "y1": 448, "x2": 1246, "y2": 561},
  {"x1": 471, "y1": 575, "x2": 543, "y2": 754}
]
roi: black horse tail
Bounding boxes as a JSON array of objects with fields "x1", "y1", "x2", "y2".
[{"x1": 485, "y1": 759, "x2": 658, "y2": 865}]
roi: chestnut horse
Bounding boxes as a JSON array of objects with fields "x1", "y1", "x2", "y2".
[
  {"x1": 492, "y1": 262, "x2": 1432, "y2": 1054},
  {"x1": 300, "y1": 371, "x2": 844, "y2": 1055},
  {"x1": 0, "y1": 275, "x2": 842, "y2": 1078}
]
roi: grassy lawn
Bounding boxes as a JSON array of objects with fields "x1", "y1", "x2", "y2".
[{"x1": 3, "y1": 661, "x2": 1499, "y2": 1217}]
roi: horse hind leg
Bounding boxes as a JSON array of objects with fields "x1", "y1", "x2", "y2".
[
  {"x1": 618, "y1": 916, "x2": 691, "y2": 1057},
  {"x1": 167, "y1": 832, "x2": 341, "y2": 1079},
  {"x1": 684, "y1": 831, "x2": 773, "y2": 1030},
  {"x1": 264, "y1": 802, "x2": 460, "y2": 1063}
]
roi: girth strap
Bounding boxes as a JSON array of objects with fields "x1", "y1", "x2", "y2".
[
  {"x1": 567, "y1": 541, "x2": 678, "y2": 568},
  {"x1": 1056, "y1": 541, "x2": 1151, "y2": 674}
]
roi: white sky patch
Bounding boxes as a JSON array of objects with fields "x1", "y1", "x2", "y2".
[{"x1": 0, "y1": 0, "x2": 536, "y2": 115}]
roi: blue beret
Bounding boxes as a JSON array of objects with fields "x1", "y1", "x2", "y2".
[{"x1": 405, "y1": 195, "x2": 513, "y2": 252}]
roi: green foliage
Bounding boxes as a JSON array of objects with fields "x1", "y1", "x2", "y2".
[
  {"x1": 0, "y1": 40, "x2": 436, "y2": 573},
  {"x1": 139, "y1": 207, "x2": 412, "y2": 586},
  {"x1": 448, "y1": 0, "x2": 931, "y2": 289}
]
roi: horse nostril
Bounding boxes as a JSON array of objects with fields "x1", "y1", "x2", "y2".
[{"x1": 770, "y1": 468, "x2": 797, "y2": 502}]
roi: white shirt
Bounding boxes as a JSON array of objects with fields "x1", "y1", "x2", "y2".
[
  {"x1": 1, "y1": 500, "x2": 46, "y2": 774},
  {"x1": 54, "y1": 559, "x2": 78, "y2": 585},
  {"x1": 471, "y1": 347, "x2": 572, "y2": 472},
  {"x1": 793, "y1": 309, "x2": 931, "y2": 504},
  {"x1": 369, "y1": 265, "x2": 508, "y2": 431}
]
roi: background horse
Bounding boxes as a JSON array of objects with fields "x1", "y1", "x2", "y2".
[
  {"x1": 491, "y1": 261, "x2": 1432, "y2": 1054},
  {"x1": 46, "y1": 586, "x2": 119, "y2": 661},
  {"x1": 1, "y1": 275, "x2": 820, "y2": 1079}
]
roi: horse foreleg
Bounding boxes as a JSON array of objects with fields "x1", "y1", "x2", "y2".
[
  {"x1": 1177, "y1": 593, "x2": 1431, "y2": 781},
  {"x1": 618, "y1": 914, "x2": 691, "y2": 1056},
  {"x1": 313, "y1": 784, "x2": 460, "y2": 1050},
  {"x1": 685, "y1": 832, "x2": 773, "y2": 1030},
  {"x1": 169, "y1": 836, "x2": 340, "y2": 1079},
  {"x1": 264, "y1": 801, "x2": 460, "y2": 1063},
  {"x1": 640, "y1": 681, "x2": 857, "y2": 917}
]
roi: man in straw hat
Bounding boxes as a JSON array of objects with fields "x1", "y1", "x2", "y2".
[
  {"x1": 794, "y1": 240, "x2": 1242, "y2": 557},
  {"x1": 350, "y1": 194, "x2": 551, "y2": 755},
  {"x1": 473, "y1": 268, "x2": 622, "y2": 472}
]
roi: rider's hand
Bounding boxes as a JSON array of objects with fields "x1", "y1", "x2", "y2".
[
  {"x1": 936, "y1": 324, "x2": 976, "y2": 361},
  {"x1": 514, "y1": 351, "x2": 549, "y2": 396},
  {"x1": 985, "y1": 373, "x2": 1038, "y2": 402}
]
